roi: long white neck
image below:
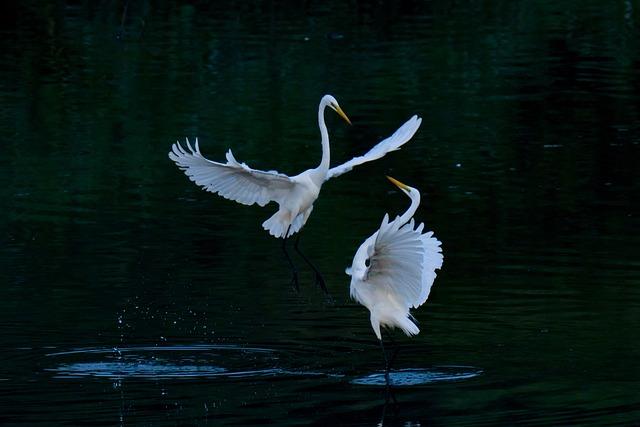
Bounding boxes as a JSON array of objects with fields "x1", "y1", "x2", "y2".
[
  {"x1": 318, "y1": 101, "x2": 330, "y2": 172},
  {"x1": 397, "y1": 188, "x2": 421, "y2": 224}
]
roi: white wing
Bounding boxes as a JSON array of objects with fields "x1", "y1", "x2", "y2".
[
  {"x1": 416, "y1": 229, "x2": 444, "y2": 306},
  {"x1": 364, "y1": 214, "x2": 443, "y2": 309},
  {"x1": 326, "y1": 115, "x2": 422, "y2": 180},
  {"x1": 169, "y1": 139, "x2": 296, "y2": 207}
]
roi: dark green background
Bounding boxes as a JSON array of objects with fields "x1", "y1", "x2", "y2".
[{"x1": 1, "y1": 1, "x2": 639, "y2": 425}]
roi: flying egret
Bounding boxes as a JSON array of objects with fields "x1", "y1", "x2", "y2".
[
  {"x1": 169, "y1": 95, "x2": 422, "y2": 292},
  {"x1": 346, "y1": 176, "x2": 443, "y2": 374}
]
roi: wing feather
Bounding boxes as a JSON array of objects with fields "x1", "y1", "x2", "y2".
[
  {"x1": 168, "y1": 139, "x2": 296, "y2": 207},
  {"x1": 326, "y1": 115, "x2": 422, "y2": 180},
  {"x1": 365, "y1": 215, "x2": 443, "y2": 309}
]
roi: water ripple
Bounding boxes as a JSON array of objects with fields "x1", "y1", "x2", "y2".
[
  {"x1": 45, "y1": 345, "x2": 343, "y2": 381},
  {"x1": 351, "y1": 366, "x2": 483, "y2": 386}
]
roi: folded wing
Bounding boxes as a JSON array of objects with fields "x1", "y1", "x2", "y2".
[
  {"x1": 326, "y1": 115, "x2": 422, "y2": 180},
  {"x1": 169, "y1": 139, "x2": 296, "y2": 207},
  {"x1": 365, "y1": 214, "x2": 443, "y2": 309}
]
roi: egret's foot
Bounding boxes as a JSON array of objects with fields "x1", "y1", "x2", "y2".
[{"x1": 290, "y1": 272, "x2": 300, "y2": 292}]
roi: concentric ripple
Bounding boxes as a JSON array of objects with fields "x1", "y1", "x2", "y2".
[
  {"x1": 45, "y1": 345, "x2": 342, "y2": 380},
  {"x1": 351, "y1": 366, "x2": 483, "y2": 386}
]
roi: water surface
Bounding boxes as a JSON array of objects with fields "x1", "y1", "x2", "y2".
[{"x1": 1, "y1": 1, "x2": 639, "y2": 425}]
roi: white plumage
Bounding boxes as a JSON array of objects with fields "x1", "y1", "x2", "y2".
[
  {"x1": 326, "y1": 116, "x2": 423, "y2": 180},
  {"x1": 346, "y1": 176, "x2": 443, "y2": 340},
  {"x1": 168, "y1": 95, "x2": 422, "y2": 238}
]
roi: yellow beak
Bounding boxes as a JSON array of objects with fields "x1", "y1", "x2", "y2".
[
  {"x1": 334, "y1": 105, "x2": 352, "y2": 125},
  {"x1": 386, "y1": 175, "x2": 411, "y2": 192}
]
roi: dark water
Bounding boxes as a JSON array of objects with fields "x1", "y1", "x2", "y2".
[{"x1": 2, "y1": 1, "x2": 640, "y2": 425}]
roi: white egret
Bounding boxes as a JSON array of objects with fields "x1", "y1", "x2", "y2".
[
  {"x1": 346, "y1": 176, "x2": 443, "y2": 373},
  {"x1": 169, "y1": 95, "x2": 422, "y2": 292}
]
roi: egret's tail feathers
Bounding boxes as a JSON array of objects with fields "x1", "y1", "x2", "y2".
[
  {"x1": 371, "y1": 313, "x2": 419, "y2": 340},
  {"x1": 262, "y1": 211, "x2": 291, "y2": 238},
  {"x1": 262, "y1": 206, "x2": 313, "y2": 238},
  {"x1": 397, "y1": 315, "x2": 420, "y2": 337}
]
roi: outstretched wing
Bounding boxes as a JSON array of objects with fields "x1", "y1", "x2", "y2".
[
  {"x1": 169, "y1": 139, "x2": 296, "y2": 207},
  {"x1": 365, "y1": 214, "x2": 443, "y2": 309},
  {"x1": 326, "y1": 115, "x2": 422, "y2": 180},
  {"x1": 415, "y1": 228, "x2": 444, "y2": 306}
]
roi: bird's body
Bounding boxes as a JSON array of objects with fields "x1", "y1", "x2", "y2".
[
  {"x1": 347, "y1": 177, "x2": 443, "y2": 340},
  {"x1": 261, "y1": 168, "x2": 322, "y2": 238},
  {"x1": 169, "y1": 95, "x2": 422, "y2": 239}
]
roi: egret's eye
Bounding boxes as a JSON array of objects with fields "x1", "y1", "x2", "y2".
[{"x1": 365, "y1": 258, "x2": 371, "y2": 268}]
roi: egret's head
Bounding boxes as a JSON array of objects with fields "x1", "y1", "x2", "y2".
[
  {"x1": 386, "y1": 175, "x2": 413, "y2": 195},
  {"x1": 322, "y1": 94, "x2": 351, "y2": 125}
]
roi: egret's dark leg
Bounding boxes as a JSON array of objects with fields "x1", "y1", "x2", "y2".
[
  {"x1": 381, "y1": 334, "x2": 399, "y2": 417},
  {"x1": 294, "y1": 233, "x2": 329, "y2": 295},
  {"x1": 384, "y1": 329, "x2": 400, "y2": 368},
  {"x1": 380, "y1": 336, "x2": 391, "y2": 386},
  {"x1": 282, "y1": 226, "x2": 299, "y2": 292}
]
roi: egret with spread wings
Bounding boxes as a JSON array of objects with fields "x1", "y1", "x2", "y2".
[
  {"x1": 169, "y1": 95, "x2": 422, "y2": 292},
  {"x1": 346, "y1": 176, "x2": 443, "y2": 374}
]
